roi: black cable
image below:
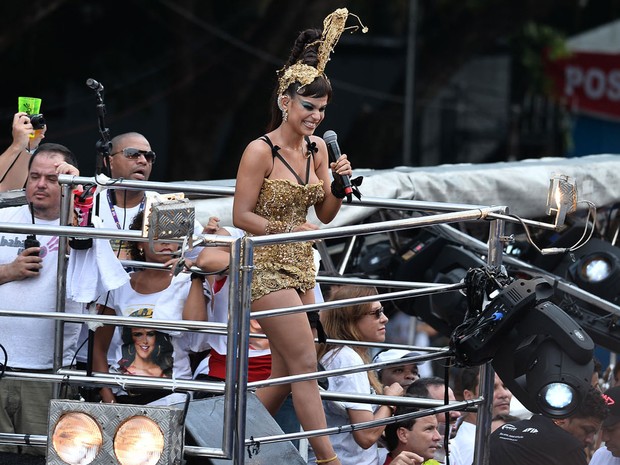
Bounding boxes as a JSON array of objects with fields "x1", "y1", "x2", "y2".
[
  {"x1": 444, "y1": 362, "x2": 451, "y2": 465},
  {"x1": 0, "y1": 343, "x2": 7, "y2": 379}
]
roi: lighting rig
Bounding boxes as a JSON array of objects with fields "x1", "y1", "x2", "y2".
[{"x1": 449, "y1": 269, "x2": 594, "y2": 418}]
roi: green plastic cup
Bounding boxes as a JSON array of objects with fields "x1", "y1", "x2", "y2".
[{"x1": 18, "y1": 96, "x2": 42, "y2": 115}]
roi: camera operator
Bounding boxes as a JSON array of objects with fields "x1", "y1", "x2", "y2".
[{"x1": 0, "y1": 111, "x2": 47, "y2": 192}]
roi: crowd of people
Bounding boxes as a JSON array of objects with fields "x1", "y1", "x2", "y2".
[{"x1": 0, "y1": 7, "x2": 619, "y2": 465}]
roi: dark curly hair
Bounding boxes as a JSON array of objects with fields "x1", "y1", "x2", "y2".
[
  {"x1": 573, "y1": 385, "x2": 609, "y2": 422},
  {"x1": 268, "y1": 28, "x2": 333, "y2": 131}
]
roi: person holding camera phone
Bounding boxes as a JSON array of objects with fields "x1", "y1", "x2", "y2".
[
  {"x1": 0, "y1": 111, "x2": 47, "y2": 192},
  {"x1": 0, "y1": 143, "x2": 82, "y2": 456}
]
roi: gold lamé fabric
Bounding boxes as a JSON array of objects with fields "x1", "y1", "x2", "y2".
[{"x1": 251, "y1": 178, "x2": 324, "y2": 302}]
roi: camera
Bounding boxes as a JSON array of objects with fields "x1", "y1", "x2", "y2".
[
  {"x1": 28, "y1": 113, "x2": 46, "y2": 130},
  {"x1": 24, "y1": 234, "x2": 40, "y2": 256}
]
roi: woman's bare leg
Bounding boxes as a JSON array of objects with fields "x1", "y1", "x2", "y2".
[{"x1": 253, "y1": 289, "x2": 340, "y2": 463}]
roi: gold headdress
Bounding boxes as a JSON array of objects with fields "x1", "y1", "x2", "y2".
[{"x1": 277, "y1": 8, "x2": 368, "y2": 97}]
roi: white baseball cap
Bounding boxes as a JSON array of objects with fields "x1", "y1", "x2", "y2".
[{"x1": 373, "y1": 349, "x2": 426, "y2": 369}]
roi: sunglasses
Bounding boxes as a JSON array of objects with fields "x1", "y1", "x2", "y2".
[
  {"x1": 111, "y1": 147, "x2": 156, "y2": 164},
  {"x1": 366, "y1": 306, "x2": 385, "y2": 319}
]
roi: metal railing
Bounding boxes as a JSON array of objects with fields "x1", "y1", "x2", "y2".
[{"x1": 0, "y1": 175, "x2": 509, "y2": 465}]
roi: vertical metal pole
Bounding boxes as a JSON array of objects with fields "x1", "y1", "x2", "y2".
[
  {"x1": 53, "y1": 184, "x2": 72, "y2": 398},
  {"x1": 233, "y1": 236, "x2": 253, "y2": 465},
  {"x1": 472, "y1": 214, "x2": 506, "y2": 465},
  {"x1": 222, "y1": 237, "x2": 243, "y2": 459},
  {"x1": 402, "y1": 0, "x2": 418, "y2": 166}
]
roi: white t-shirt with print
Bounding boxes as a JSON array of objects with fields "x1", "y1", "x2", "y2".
[{"x1": 96, "y1": 273, "x2": 195, "y2": 405}]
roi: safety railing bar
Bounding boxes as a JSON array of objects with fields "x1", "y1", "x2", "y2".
[
  {"x1": 316, "y1": 275, "x2": 447, "y2": 289},
  {"x1": 318, "y1": 391, "x2": 478, "y2": 411},
  {"x1": 340, "y1": 196, "x2": 489, "y2": 213},
  {"x1": 251, "y1": 282, "x2": 465, "y2": 319},
  {"x1": 0, "y1": 308, "x2": 227, "y2": 332},
  {"x1": 358, "y1": 196, "x2": 559, "y2": 231},
  {"x1": 0, "y1": 432, "x2": 232, "y2": 459},
  {"x1": 58, "y1": 174, "x2": 235, "y2": 197},
  {"x1": 250, "y1": 207, "x2": 506, "y2": 246},
  {"x1": 248, "y1": 350, "x2": 452, "y2": 390},
  {"x1": 248, "y1": 399, "x2": 482, "y2": 446},
  {"x1": 232, "y1": 327, "x2": 447, "y2": 354},
  {"x1": 181, "y1": 446, "x2": 230, "y2": 458},
  {"x1": 7, "y1": 370, "x2": 227, "y2": 393},
  {"x1": 0, "y1": 433, "x2": 47, "y2": 448},
  {"x1": 1, "y1": 308, "x2": 457, "y2": 346},
  {"x1": 0, "y1": 222, "x2": 143, "y2": 240},
  {"x1": 317, "y1": 339, "x2": 448, "y2": 352},
  {"x1": 119, "y1": 259, "x2": 219, "y2": 275},
  {"x1": 0, "y1": 222, "x2": 239, "y2": 248}
]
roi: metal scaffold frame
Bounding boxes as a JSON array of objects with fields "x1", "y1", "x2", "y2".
[{"x1": 0, "y1": 174, "x2": 509, "y2": 465}]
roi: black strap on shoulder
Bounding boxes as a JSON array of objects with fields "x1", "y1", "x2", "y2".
[{"x1": 260, "y1": 135, "x2": 281, "y2": 156}]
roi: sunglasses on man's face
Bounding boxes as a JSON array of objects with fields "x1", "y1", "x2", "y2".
[{"x1": 111, "y1": 147, "x2": 156, "y2": 164}]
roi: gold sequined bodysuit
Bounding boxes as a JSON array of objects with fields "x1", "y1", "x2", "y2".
[{"x1": 251, "y1": 135, "x2": 325, "y2": 302}]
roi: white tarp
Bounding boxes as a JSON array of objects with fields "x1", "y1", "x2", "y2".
[{"x1": 192, "y1": 154, "x2": 620, "y2": 228}]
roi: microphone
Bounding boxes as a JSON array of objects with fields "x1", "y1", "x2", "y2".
[
  {"x1": 323, "y1": 130, "x2": 353, "y2": 198},
  {"x1": 86, "y1": 78, "x2": 104, "y2": 92}
]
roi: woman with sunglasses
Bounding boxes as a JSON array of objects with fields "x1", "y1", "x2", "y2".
[
  {"x1": 92, "y1": 211, "x2": 209, "y2": 406},
  {"x1": 312, "y1": 285, "x2": 405, "y2": 465}
]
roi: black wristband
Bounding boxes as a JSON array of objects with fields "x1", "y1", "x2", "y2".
[
  {"x1": 331, "y1": 179, "x2": 346, "y2": 199},
  {"x1": 190, "y1": 272, "x2": 205, "y2": 282}
]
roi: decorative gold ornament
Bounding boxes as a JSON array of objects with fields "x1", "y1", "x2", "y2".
[{"x1": 277, "y1": 8, "x2": 367, "y2": 97}]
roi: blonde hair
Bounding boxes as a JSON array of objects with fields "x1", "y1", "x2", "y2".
[{"x1": 318, "y1": 285, "x2": 383, "y2": 393}]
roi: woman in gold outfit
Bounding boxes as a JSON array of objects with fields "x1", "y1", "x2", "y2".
[{"x1": 233, "y1": 9, "x2": 366, "y2": 465}]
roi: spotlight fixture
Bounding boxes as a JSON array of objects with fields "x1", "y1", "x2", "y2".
[
  {"x1": 568, "y1": 247, "x2": 620, "y2": 304},
  {"x1": 47, "y1": 400, "x2": 185, "y2": 465},
  {"x1": 450, "y1": 275, "x2": 594, "y2": 418},
  {"x1": 492, "y1": 301, "x2": 594, "y2": 418},
  {"x1": 546, "y1": 174, "x2": 577, "y2": 229}
]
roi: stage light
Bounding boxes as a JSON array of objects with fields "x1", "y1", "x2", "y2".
[
  {"x1": 51, "y1": 412, "x2": 102, "y2": 465},
  {"x1": 568, "y1": 248, "x2": 620, "y2": 302},
  {"x1": 450, "y1": 275, "x2": 594, "y2": 418},
  {"x1": 47, "y1": 400, "x2": 185, "y2": 465},
  {"x1": 490, "y1": 301, "x2": 594, "y2": 418}
]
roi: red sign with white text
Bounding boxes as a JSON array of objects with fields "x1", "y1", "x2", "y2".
[{"x1": 546, "y1": 51, "x2": 620, "y2": 121}]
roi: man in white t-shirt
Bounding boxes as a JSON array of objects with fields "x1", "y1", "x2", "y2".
[
  {"x1": 451, "y1": 367, "x2": 512, "y2": 465},
  {"x1": 0, "y1": 143, "x2": 81, "y2": 455}
]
